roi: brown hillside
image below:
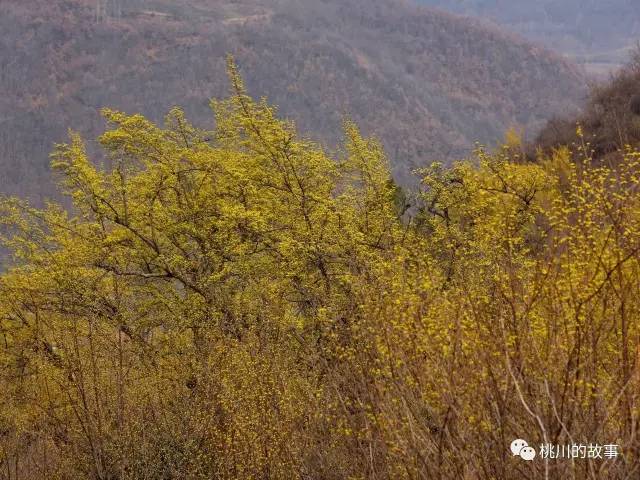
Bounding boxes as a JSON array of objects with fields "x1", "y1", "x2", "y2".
[
  {"x1": 417, "y1": 0, "x2": 640, "y2": 77},
  {"x1": 533, "y1": 51, "x2": 640, "y2": 160},
  {"x1": 0, "y1": 0, "x2": 586, "y2": 198}
]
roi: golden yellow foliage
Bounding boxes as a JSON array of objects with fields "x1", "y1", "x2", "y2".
[{"x1": 1, "y1": 65, "x2": 639, "y2": 479}]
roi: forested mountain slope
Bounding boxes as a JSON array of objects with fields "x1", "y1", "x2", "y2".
[
  {"x1": 0, "y1": 0, "x2": 586, "y2": 198},
  {"x1": 416, "y1": 0, "x2": 640, "y2": 76},
  {"x1": 533, "y1": 52, "x2": 640, "y2": 160}
]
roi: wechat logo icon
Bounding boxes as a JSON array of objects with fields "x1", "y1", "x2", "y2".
[{"x1": 511, "y1": 439, "x2": 536, "y2": 461}]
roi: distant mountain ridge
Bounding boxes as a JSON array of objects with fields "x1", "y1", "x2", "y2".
[
  {"x1": 415, "y1": 0, "x2": 640, "y2": 76},
  {"x1": 533, "y1": 53, "x2": 640, "y2": 160},
  {"x1": 0, "y1": 0, "x2": 586, "y2": 199}
]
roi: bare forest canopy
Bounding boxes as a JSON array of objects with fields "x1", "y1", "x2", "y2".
[
  {"x1": 0, "y1": 0, "x2": 586, "y2": 201},
  {"x1": 533, "y1": 53, "x2": 640, "y2": 160},
  {"x1": 416, "y1": 0, "x2": 640, "y2": 77}
]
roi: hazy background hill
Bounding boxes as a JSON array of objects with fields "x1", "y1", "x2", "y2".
[
  {"x1": 533, "y1": 52, "x2": 640, "y2": 162},
  {"x1": 415, "y1": 0, "x2": 640, "y2": 76},
  {"x1": 0, "y1": 0, "x2": 586, "y2": 199}
]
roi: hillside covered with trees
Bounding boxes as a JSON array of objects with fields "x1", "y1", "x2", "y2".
[
  {"x1": 0, "y1": 0, "x2": 585, "y2": 199},
  {"x1": 417, "y1": 0, "x2": 640, "y2": 75},
  {"x1": 534, "y1": 52, "x2": 640, "y2": 160},
  {"x1": 0, "y1": 60, "x2": 639, "y2": 480}
]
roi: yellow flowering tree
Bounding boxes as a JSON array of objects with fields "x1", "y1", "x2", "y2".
[{"x1": 1, "y1": 63, "x2": 639, "y2": 479}]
